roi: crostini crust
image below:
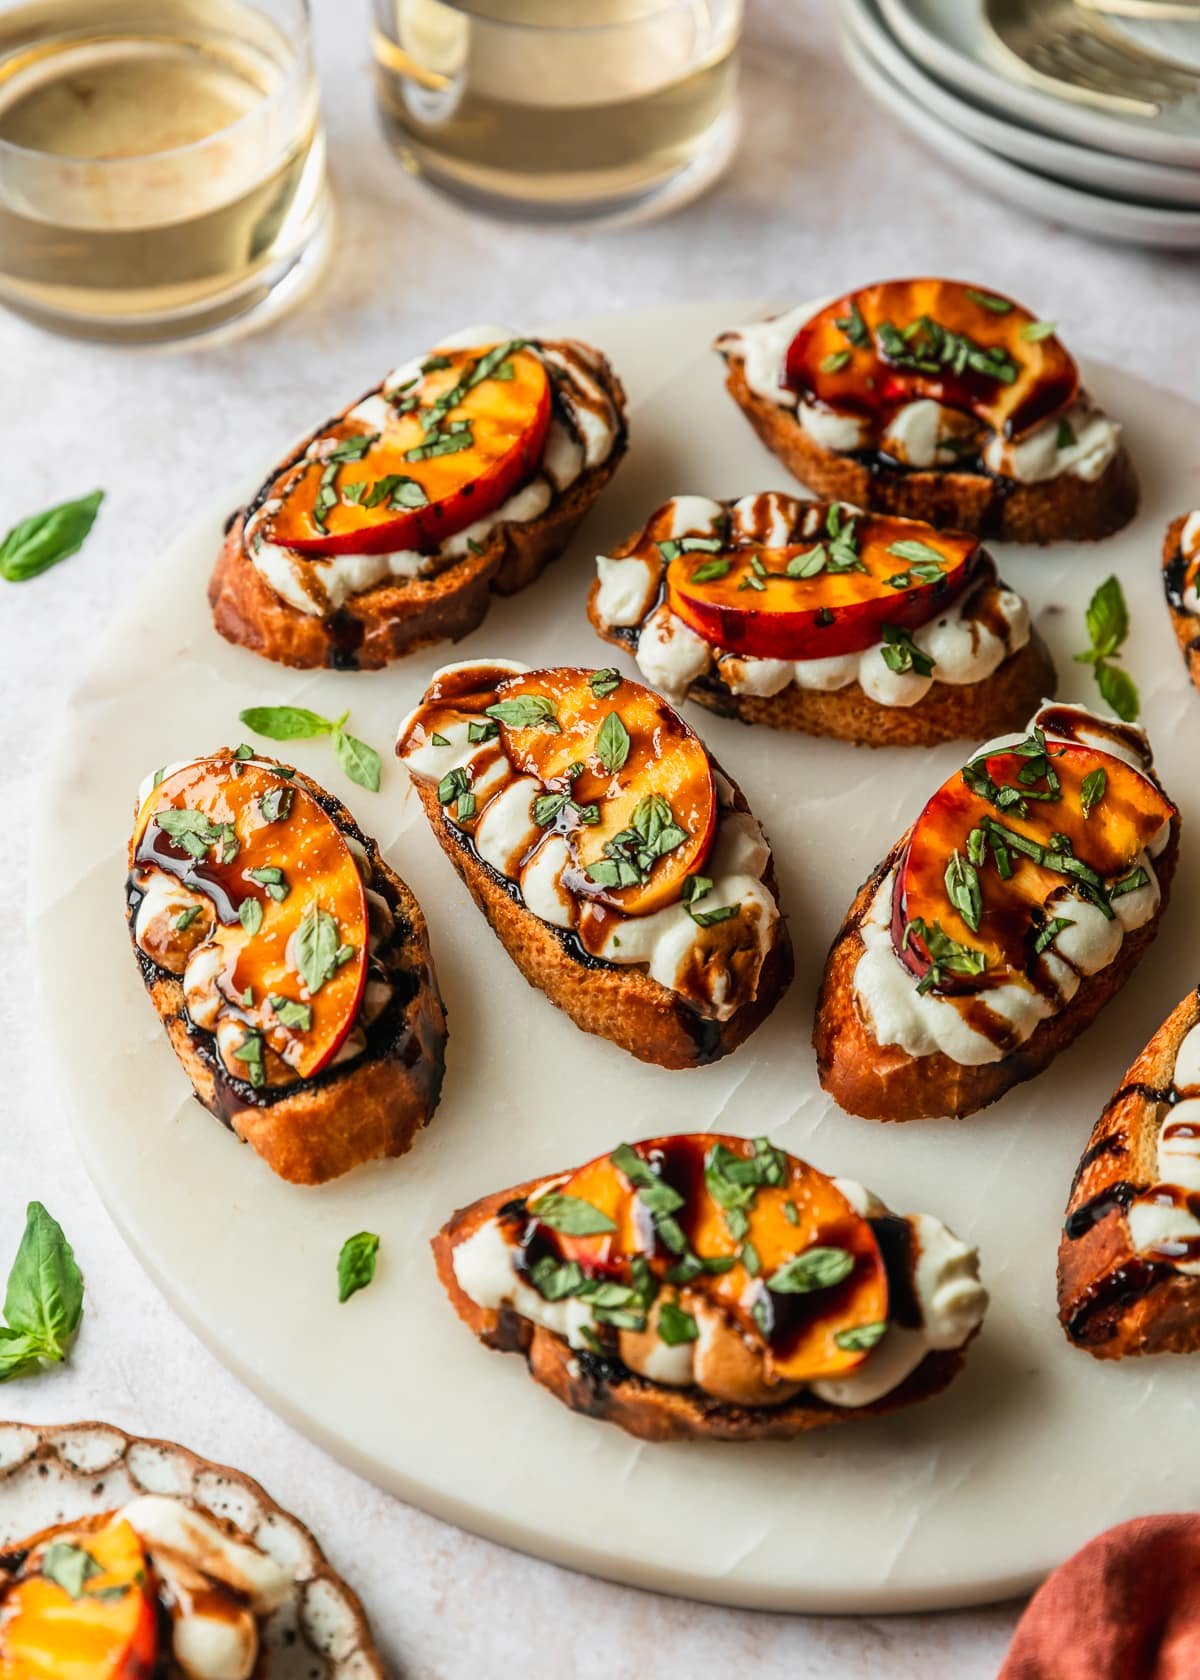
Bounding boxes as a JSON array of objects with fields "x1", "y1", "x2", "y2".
[
  {"x1": 128, "y1": 770, "x2": 447, "y2": 1185},
  {"x1": 209, "y1": 347, "x2": 627, "y2": 671},
  {"x1": 1162, "y1": 513, "x2": 1200, "y2": 695},
  {"x1": 409, "y1": 776, "x2": 793, "y2": 1070},
  {"x1": 722, "y1": 356, "x2": 1139, "y2": 545},
  {"x1": 1059, "y1": 989, "x2": 1200, "y2": 1358},
  {"x1": 814, "y1": 826, "x2": 1180, "y2": 1123},
  {"x1": 432, "y1": 1184, "x2": 967, "y2": 1442}
]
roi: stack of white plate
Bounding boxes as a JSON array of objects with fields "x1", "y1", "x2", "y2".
[{"x1": 841, "y1": 0, "x2": 1200, "y2": 247}]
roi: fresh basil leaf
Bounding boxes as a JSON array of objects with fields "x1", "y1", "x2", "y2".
[
  {"x1": 239, "y1": 898, "x2": 263, "y2": 936},
  {"x1": 689, "y1": 558, "x2": 732, "y2": 584},
  {"x1": 0, "y1": 1327, "x2": 41, "y2": 1381},
  {"x1": 880, "y1": 624, "x2": 934, "y2": 679},
  {"x1": 588, "y1": 668, "x2": 622, "y2": 698},
  {"x1": 333, "y1": 728, "x2": 382, "y2": 793},
  {"x1": 175, "y1": 906, "x2": 202, "y2": 931},
  {"x1": 529, "y1": 1256, "x2": 585, "y2": 1302},
  {"x1": 2, "y1": 1203, "x2": 84, "y2": 1366},
  {"x1": 786, "y1": 546, "x2": 827, "y2": 579},
  {"x1": 1080, "y1": 768, "x2": 1107, "y2": 818},
  {"x1": 296, "y1": 905, "x2": 341, "y2": 996},
  {"x1": 885, "y1": 539, "x2": 946, "y2": 567},
  {"x1": 431, "y1": 732, "x2": 450, "y2": 747},
  {"x1": 1095, "y1": 659, "x2": 1140, "y2": 723},
  {"x1": 239, "y1": 706, "x2": 333, "y2": 742},
  {"x1": 944, "y1": 849, "x2": 983, "y2": 933},
  {"x1": 337, "y1": 1231, "x2": 380, "y2": 1303},
  {"x1": 595, "y1": 711, "x2": 630, "y2": 774},
  {"x1": 437, "y1": 767, "x2": 470, "y2": 806},
  {"x1": 691, "y1": 902, "x2": 739, "y2": 928},
  {"x1": 269, "y1": 995, "x2": 312, "y2": 1031},
  {"x1": 835, "y1": 1319, "x2": 888, "y2": 1352},
  {"x1": 0, "y1": 490, "x2": 104, "y2": 583},
  {"x1": 528, "y1": 1193, "x2": 618, "y2": 1236},
  {"x1": 1033, "y1": 915, "x2": 1074, "y2": 956},
  {"x1": 485, "y1": 695, "x2": 560, "y2": 732},
  {"x1": 325, "y1": 432, "x2": 379, "y2": 464},
  {"x1": 1083, "y1": 575, "x2": 1129, "y2": 661},
  {"x1": 258, "y1": 786, "x2": 294, "y2": 823},
  {"x1": 1020, "y1": 319, "x2": 1057, "y2": 342},
  {"x1": 657, "y1": 1300, "x2": 700, "y2": 1346},
  {"x1": 965, "y1": 289, "x2": 1012, "y2": 315},
  {"x1": 467, "y1": 719, "x2": 498, "y2": 744},
  {"x1": 1056, "y1": 418, "x2": 1076, "y2": 450},
  {"x1": 820, "y1": 350, "x2": 852, "y2": 373},
  {"x1": 681, "y1": 874, "x2": 712, "y2": 905},
  {"x1": 767, "y1": 1245, "x2": 854, "y2": 1294},
  {"x1": 532, "y1": 793, "x2": 568, "y2": 826},
  {"x1": 42, "y1": 1541, "x2": 103, "y2": 1599}
]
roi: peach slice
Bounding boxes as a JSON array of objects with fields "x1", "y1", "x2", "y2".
[
  {"x1": 488, "y1": 668, "x2": 717, "y2": 916},
  {"x1": 895, "y1": 737, "x2": 1174, "y2": 991},
  {"x1": 132, "y1": 754, "x2": 368, "y2": 1079},
  {"x1": 267, "y1": 342, "x2": 551, "y2": 556},
  {"x1": 532, "y1": 1134, "x2": 889, "y2": 1385},
  {"x1": 785, "y1": 278, "x2": 1079, "y2": 441},
  {"x1": 0, "y1": 1518, "x2": 158, "y2": 1680},
  {"x1": 665, "y1": 510, "x2": 979, "y2": 660}
]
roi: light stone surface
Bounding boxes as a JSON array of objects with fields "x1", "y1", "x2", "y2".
[{"x1": 1, "y1": 0, "x2": 1196, "y2": 1673}]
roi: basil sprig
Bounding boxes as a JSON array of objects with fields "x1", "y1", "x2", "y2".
[
  {"x1": 586, "y1": 794, "x2": 687, "y2": 890},
  {"x1": 0, "y1": 1203, "x2": 85, "y2": 1383},
  {"x1": 238, "y1": 704, "x2": 382, "y2": 792},
  {"x1": 338, "y1": 1231, "x2": 380, "y2": 1302},
  {"x1": 0, "y1": 489, "x2": 104, "y2": 582},
  {"x1": 1075, "y1": 575, "x2": 1139, "y2": 723}
]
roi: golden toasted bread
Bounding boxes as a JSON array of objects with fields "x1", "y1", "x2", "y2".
[
  {"x1": 722, "y1": 356, "x2": 1138, "y2": 546},
  {"x1": 1060, "y1": 989, "x2": 1200, "y2": 1358},
  {"x1": 127, "y1": 760, "x2": 446, "y2": 1185},
  {"x1": 1163, "y1": 512, "x2": 1200, "y2": 695}
]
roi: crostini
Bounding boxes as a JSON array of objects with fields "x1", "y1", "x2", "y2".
[
  {"x1": 396, "y1": 661, "x2": 793, "y2": 1068},
  {"x1": 588, "y1": 490, "x2": 1055, "y2": 745},
  {"x1": 210, "y1": 327, "x2": 627, "y2": 670},
  {"x1": 1163, "y1": 509, "x2": 1200, "y2": 693},
  {"x1": 716, "y1": 279, "x2": 1138, "y2": 544},
  {"x1": 815, "y1": 703, "x2": 1179, "y2": 1122},
  {"x1": 1060, "y1": 988, "x2": 1200, "y2": 1358},
  {"x1": 0, "y1": 1496, "x2": 292, "y2": 1680},
  {"x1": 126, "y1": 748, "x2": 447, "y2": 1184},
  {"x1": 433, "y1": 1132, "x2": 987, "y2": 1441}
]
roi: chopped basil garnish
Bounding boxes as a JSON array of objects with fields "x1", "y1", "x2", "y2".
[
  {"x1": 232, "y1": 1029, "x2": 265, "y2": 1088},
  {"x1": 325, "y1": 431, "x2": 379, "y2": 463},
  {"x1": 155, "y1": 808, "x2": 239, "y2": 864},
  {"x1": 767, "y1": 1246, "x2": 854, "y2": 1294},
  {"x1": 1080, "y1": 768, "x2": 1107, "y2": 817},
  {"x1": 944, "y1": 849, "x2": 982, "y2": 933},
  {"x1": 902, "y1": 917, "x2": 988, "y2": 993},
  {"x1": 239, "y1": 898, "x2": 263, "y2": 936},
  {"x1": 296, "y1": 905, "x2": 344, "y2": 996},
  {"x1": 528, "y1": 1193, "x2": 618, "y2": 1236},
  {"x1": 876, "y1": 314, "x2": 1018, "y2": 384},
  {"x1": 595, "y1": 711, "x2": 630, "y2": 774},
  {"x1": 269, "y1": 995, "x2": 312, "y2": 1031},
  {"x1": 248, "y1": 865, "x2": 289, "y2": 902},
  {"x1": 880, "y1": 624, "x2": 934, "y2": 678},
  {"x1": 1033, "y1": 915, "x2": 1074, "y2": 956},
  {"x1": 690, "y1": 902, "x2": 740, "y2": 928},
  {"x1": 656, "y1": 1300, "x2": 699, "y2": 1346},
  {"x1": 886, "y1": 539, "x2": 946, "y2": 567},
  {"x1": 1056, "y1": 417, "x2": 1076, "y2": 450},
  {"x1": 1020, "y1": 319, "x2": 1057, "y2": 342},
  {"x1": 609, "y1": 1144, "x2": 689, "y2": 1255},
  {"x1": 430, "y1": 732, "x2": 450, "y2": 747},
  {"x1": 467, "y1": 719, "x2": 498, "y2": 743},
  {"x1": 834, "y1": 298, "x2": 870, "y2": 346},
  {"x1": 175, "y1": 906, "x2": 202, "y2": 931},
  {"x1": 588, "y1": 668, "x2": 622, "y2": 698},
  {"x1": 485, "y1": 694, "x2": 561, "y2": 732},
  {"x1": 259, "y1": 786, "x2": 293, "y2": 823},
  {"x1": 532, "y1": 792, "x2": 568, "y2": 826},
  {"x1": 586, "y1": 794, "x2": 687, "y2": 890},
  {"x1": 786, "y1": 546, "x2": 827, "y2": 579},
  {"x1": 835, "y1": 1319, "x2": 888, "y2": 1352},
  {"x1": 689, "y1": 558, "x2": 732, "y2": 584},
  {"x1": 41, "y1": 1542, "x2": 103, "y2": 1600},
  {"x1": 965, "y1": 289, "x2": 1013, "y2": 315},
  {"x1": 820, "y1": 349, "x2": 852, "y2": 373},
  {"x1": 437, "y1": 767, "x2": 470, "y2": 806}
]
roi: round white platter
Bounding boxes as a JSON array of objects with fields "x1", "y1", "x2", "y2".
[
  {"x1": 31, "y1": 301, "x2": 1200, "y2": 1613},
  {"x1": 843, "y1": 0, "x2": 1200, "y2": 207},
  {"x1": 0, "y1": 1422, "x2": 383, "y2": 1678},
  {"x1": 842, "y1": 14, "x2": 1200, "y2": 248},
  {"x1": 877, "y1": 0, "x2": 1200, "y2": 169}
]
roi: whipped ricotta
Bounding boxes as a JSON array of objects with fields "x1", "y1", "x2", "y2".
[
  {"x1": 452, "y1": 1171, "x2": 986, "y2": 1411},
  {"x1": 851, "y1": 706, "x2": 1170, "y2": 1068},
  {"x1": 397, "y1": 662, "x2": 780, "y2": 1023},
  {"x1": 716, "y1": 301, "x2": 1120, "y2": 485},
  {"x1": 592, "y1": 492, "x2": 1031, "y2": 708},
  {"x1": 245, "y1": 332, "x2": 622, "y2": 617}
]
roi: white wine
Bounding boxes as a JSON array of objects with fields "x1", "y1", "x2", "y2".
[
  {"x1": 0, "y1": 0, "x2": 328, "y2": 341},
  {"x1": 371, "y1": 0, "x2": 742, "y2": 221}
]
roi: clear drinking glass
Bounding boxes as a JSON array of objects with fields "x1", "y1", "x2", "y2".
[
  {"x1": 0, "y1": 0, "x2": 331, "y2": 343},
  {"x1": 371, "y1": 0, "x2": 744, "y2": 224}
]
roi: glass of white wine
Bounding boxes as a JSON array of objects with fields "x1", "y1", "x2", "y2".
[
  {"x1": 0, "y1": 0, "x2": 331, "y2": 343},
  {"x1": 371, "y1": 0, "x2": 744, "y2": 224}
]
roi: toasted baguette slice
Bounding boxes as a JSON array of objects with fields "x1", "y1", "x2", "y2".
[
  {"x1": 1163, "y1": 511, "x2": 1200, "y2": 694},
  {"x1": 407, "y1": 772, "x2": 792, "y2": 1070},
  {"x1": 430, "y1": 1142, "x2": 981, "y2": 1444},
  {"x1": 1059, "y1": 989, "x2": 1200, "y2": 1358},
  {"x1": 587, "y1": 492, "x2": 1057, "y2": 746},
  {"x1": 127, "y1": 759, "x2": 446, "y2": 1184},
  {"x1": 722, "y1": 356, "x2": 1139, "y2": 545},
  {"x1": 814, "y1": 707, "x2": 1180, "y2": 1122},
  {"x1": 210, "y1": 337, "x2": 627, "y2": 671}
]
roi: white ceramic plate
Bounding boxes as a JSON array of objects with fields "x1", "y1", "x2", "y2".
[
  {"x1": 878, "y1": 0, "x2": 1200, "y2": 168},
  {"x1": 843, "y1": 19, "x2": 1200, "y2": 248},
  {"x1": 0, "y1": 1422, "x2": 383, "y2": 1678},
  {"x1": 844, "y1": 0, "x2": 1200, "y2": 206},
  {"x1": 30, "y1": 302, "x2": 1200, "y2": 1613}
]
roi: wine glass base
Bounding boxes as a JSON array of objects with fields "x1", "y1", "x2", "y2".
[{"x1": 384, "y1": 102, "x2": 741, "y2": 231}]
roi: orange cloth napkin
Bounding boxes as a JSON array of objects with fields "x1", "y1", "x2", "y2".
[{"x1": 1000, "y1": 1516, "x2": 1200, "y2": 1679}]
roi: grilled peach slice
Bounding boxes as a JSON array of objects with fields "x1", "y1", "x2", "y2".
[
  {"x1": 665, "y1": 510, "x2": 980, "y2": 660},
  {"x1": 0, "y1": 1518, "x2": 158, "y2": 1680},
  {"x1": 532, "y1": 1134, "x2": 889, "y2": 1385},
  {"x1": 895, "y1": 738, "x2": 1174, "y2": 990},
  {"x1": 486, "y1": 668, "x2": 717, "y2": 916},
  {"x1": 785, "y1": 279, "x2": 1078, "y2": 440},
  {"x1": 132, "y1": 754, "x2": 368, "y2": 1078},
  {"x1": 267, "y1": 341, "x2": 552, "y2": 556}
]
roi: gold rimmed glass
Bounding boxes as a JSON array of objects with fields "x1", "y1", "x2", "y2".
[
  {"x1": 0, "y1": 0, "x2": 331, "y2": 343},
  {"x1": 371, "y1": 0, "x2": 744, "y2": 224}
]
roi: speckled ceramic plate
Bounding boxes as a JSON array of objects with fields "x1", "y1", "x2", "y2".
[
  {"x1": 0, "y1": 1421, "x2": 384, "y2": 1678},
  {"x1": 28, "y1": 303, "x2": 1200, "y2": 1613}
]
